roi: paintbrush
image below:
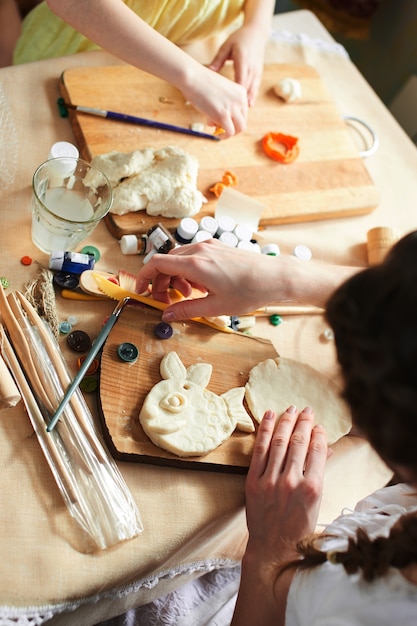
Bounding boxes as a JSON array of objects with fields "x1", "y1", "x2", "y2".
[
  {"x1": 47, "y1": 297, "x2": 129, "y2": 433},
  {"x1": 57, "y1": 97, "x2": 220, "y2": 141}
]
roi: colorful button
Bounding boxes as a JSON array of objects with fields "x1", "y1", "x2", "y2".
[
  {"x1": 59, "y1": 321, "x2": 72, "y2": 335},
  {"x1": 80, "y1": 376, "x2": 98, "y2": 393},
  {"x1": 53, "y1": 271, "x2": 79, "y2": 290},
  {"x1": 154, "y1": 322, "x2": 173, "y2": 339},
  {"x1": 80, "y1": 245, "x2": 101, "y2": 262},
  {"x1": 20, "y1": 255, "x2": 33, "y2": 266},
  {"x1": 67, "y1": 329, "x2": 92, "y2": 352},
  {"x1": 0, "y1": 277, "x2": 9, "y2": 289},
  {"x1": 117, "y1": 342, "x2": 139, "y2": 363},
  {"x1": 77, "y1": 356, "x2": 99, "y2": 375}
]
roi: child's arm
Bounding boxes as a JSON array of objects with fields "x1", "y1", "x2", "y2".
[
  {"x1": 0, "y1": 0, "x2": 22, "y2": 67},
  {"x1": 46, "y1": 0, "x2": 248, "y2": 136}
]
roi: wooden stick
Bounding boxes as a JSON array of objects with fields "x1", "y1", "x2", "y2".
[
  {"x1": 0, "y1": 286, "x2": 52, "y2": 411},
  {"x1": 250, "y1": 305, "x2": 324, "y2": 316},
  {"x1": 0, "y1": 325, "x2": 79, "y2": 505},
  {"x1": 14, "y1": 292, "x2": 107, "y2": 461}
]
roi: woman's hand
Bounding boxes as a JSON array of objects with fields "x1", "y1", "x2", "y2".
[
  {"x1": 245, "y1": 406, "x2": 328, "y2": 563},
  {"x1": 135, "y1": 239, "x2": 292, "y2": 321},
  {"x1": 231, "y1": 406, "x2": 328, "y2": 626}
]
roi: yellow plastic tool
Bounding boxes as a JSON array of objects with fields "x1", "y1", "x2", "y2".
[{"x1": 92, "y1": 272, "x2": 234, "y2": 333}]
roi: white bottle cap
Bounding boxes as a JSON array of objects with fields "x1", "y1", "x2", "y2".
[
  {"x1": 293, "y1": 244, "x2": 312, "y2": 261},
  {"x1": 48, "y1": 141, "x2": 79, "y2": 160},
  {"x1": 47, "y1": 142, "x2": 79, "y2": 177},
  {"x1": 216, "y1": 215, "x2": 235, "y2": 236},
  {"x1": 199, "y1": 215, "x2": 218, "y2": 236},
  {"x1": 191, "y1": 230, "x2": 212, "y2": 244},
  {"x1": 261, "y1": 243, "x2": 281, "y2": 256},
  {"x1": 219, "y1": 231, "x2": 238, "y2": 247},
  {"x1": 120, "y1": 234, "x2": 139, "y2": 255},
  {"x1": 48, "y1": 250, "x2": 65, "y2": 271},
  {"x1": 176, "y1": 217, "x2": 199, "y2": 242},
  {"x1": 143, "y1": 247, "x2": 157, "y2": 264},
  {"x1": 234, "y1": 223, "x2": 252, "y2": 242},
  {"x1": 237, "y1": 240, "x2": 261, "y2": 252}
]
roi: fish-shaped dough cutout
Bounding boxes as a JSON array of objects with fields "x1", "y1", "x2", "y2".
[{"x1": 138, "y1": 352, "x2": 254, "y2": 457}]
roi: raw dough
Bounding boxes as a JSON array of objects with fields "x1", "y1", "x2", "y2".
[
  {"x1": 274, "y1": 77, "x2": 302, "y2": 102},
  {"x1": 245, "y1": 357, "x2": 351, "y2": 444},
  {"x1": 138, "y1": 351, "x2": 254, "y2": 457},
  {"x1": 91, "y1": 146, "x2": 205, "y2": 218}
]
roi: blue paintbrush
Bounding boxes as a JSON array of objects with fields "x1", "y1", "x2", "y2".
[
  {"x1": 46, "y1": 297, "x2": 130, "y2": 433},
  {"x1": 57, "y1": 98, "x2": 220, "y2": 141}
]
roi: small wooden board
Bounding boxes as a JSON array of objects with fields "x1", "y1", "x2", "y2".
[
  {"x1": 60, "y1": 63, "x2": 379, "y2": 238},
  {"x1": 98, "y1": 302, "x2": 279, "y2": 473}
]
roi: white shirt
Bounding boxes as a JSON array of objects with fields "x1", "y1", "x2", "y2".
[{"x1": 286, "y1": 484, "x2": 417, "y2": 625}]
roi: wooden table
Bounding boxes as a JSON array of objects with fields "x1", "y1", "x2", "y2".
[{"x1": 0, "y1": 10, "x2": 414, "y2": 625}]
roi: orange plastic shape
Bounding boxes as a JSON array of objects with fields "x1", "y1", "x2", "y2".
[{"x1": 262, "y1": 132, "x2": 300, "y2": 163}]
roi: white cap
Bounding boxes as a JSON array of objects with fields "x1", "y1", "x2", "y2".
[
  {"x1": 199, "y1": 215, "x2": 218, "y2": 236},
  {"x1": 120, "y1": 234, "x2": 139, "y2": 255},
  {"x1": 216, "y1": 215, "x2": 235, "y2": 236},
  {"x1": 234, "y1": 223, "x2": 252, "y2": 242},
  {"x1": 191, "y1": 230, "x2": 212, "y2": 244},
  {"x1": 47, "y1": 142, "x2": 79, "y2": 177},
  {"x1": 261, "y1": 243, "x2": 281, "y2": 256},
  {"x1": 143, "y1": 247, "x2": 157, "y2": 264},
  {"x1": 176, "y1": 217, "x2": 199, "y2": 241},
  {"x1": 237, "y1": 240, "x2": 261, "y2": 252},
  {"x1": 219, "y1": 231, "x2": 238, "y2": 247},
  {"x1": 293, "y1": 244, "x2": 312, "y2": 261},
  {"x1": 48, "y1": 141, "x2": 79, "y2": 160}
]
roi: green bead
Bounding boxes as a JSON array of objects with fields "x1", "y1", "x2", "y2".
[{"x1": 0, "y1": 277, "x2": 9, "y2": 289}]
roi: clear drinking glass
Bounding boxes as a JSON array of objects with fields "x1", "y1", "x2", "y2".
[{"x1": 32, "y1": 157, "x2": 113, "y2": 253}]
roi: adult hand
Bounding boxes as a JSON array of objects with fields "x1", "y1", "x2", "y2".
[
  {"x1": 231, "y1": 407, "x2": 328, "y2": 626},
  {"x1": 135, "y1": 239, "x2": 289, "y2": 321},
  {"x1": 245, "y1": 406, "x2": 328, "y2": 564}
]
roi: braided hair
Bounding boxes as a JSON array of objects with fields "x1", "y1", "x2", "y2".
[{"x1": 279, "y1": 231, "x2": 417, "y2": 582}]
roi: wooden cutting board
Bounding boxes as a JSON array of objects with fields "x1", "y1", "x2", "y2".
[
  {"x1": 98, "y1": 302, "x2": 279, "y2": 473},
  {"x1": 60, "y1": 63, "x2": 379, "y2": 238}
]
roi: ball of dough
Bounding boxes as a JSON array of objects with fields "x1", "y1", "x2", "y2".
[{"x1": 273, "y1": 78, "x2": 302, "y2": 103}]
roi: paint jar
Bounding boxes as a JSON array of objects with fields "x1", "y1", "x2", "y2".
[{"x1": 49, "y1": 250, "x2": 95, "y2": 274}]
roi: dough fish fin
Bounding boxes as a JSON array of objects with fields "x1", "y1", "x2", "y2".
[{"x1": 222, "y1": 388, "x2": 254, "y2": 433}]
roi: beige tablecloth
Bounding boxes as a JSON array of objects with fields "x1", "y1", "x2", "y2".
[{"x1": 1, "y1": 9, "x2": 414, "y2": 625}]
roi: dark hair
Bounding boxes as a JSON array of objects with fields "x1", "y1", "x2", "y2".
[
  {"x1": 326, "y1": 230, "x2": 417, "y2": 473},
  {"x1": 277, "y1": 231, "x2": 417, "y2": 583}
]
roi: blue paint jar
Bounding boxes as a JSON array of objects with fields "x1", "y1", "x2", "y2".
[{"x1": 49, "y1": 250, "x2": 95, "y2": 274}]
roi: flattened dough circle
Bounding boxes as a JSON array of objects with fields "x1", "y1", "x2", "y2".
[{"x1": 245, "y1": 357, "x2": 351, "y2": 444}]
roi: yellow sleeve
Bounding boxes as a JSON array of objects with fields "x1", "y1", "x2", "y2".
[{"x1": 14, "y1": 0, "x2": 245, "y2": 64}]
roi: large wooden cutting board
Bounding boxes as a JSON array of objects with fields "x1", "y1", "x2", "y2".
[
  {"x1": 98, "y1": 302, "x2": 279, "y2": 473},
  {"x1": 60, "y1": 63, "x2": 379, "y2": 238}
]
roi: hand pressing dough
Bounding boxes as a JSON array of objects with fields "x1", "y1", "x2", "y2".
[
  {"x1": 245, "y1": 357, "x2": 351, "y2": 444},
  {"x1": 91, "y1": 146, "x2": 205, "y2": 218},
  {"x1": 138, "y1": 351, "x2": 254, "y2": 457}
]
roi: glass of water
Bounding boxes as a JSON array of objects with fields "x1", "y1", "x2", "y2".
[{"x1": 32, "y1": 157, "x2": 113, "y2": 253}]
